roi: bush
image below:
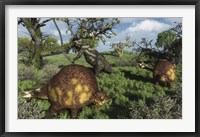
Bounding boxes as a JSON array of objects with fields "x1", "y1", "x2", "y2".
[
  {"x1": 18, "y1": 80, "x2": 37, "y2": 93},
  {"x1": 129, "y1": 89, "x2": 182, "y2": 119},
  {"x1": 38, "y1": 64, "x2": 60, "y2": 84},
  {"x1": 18, "y1": 98, "x2": 45, "y2": 119},
  {"x1": 18, "y1": 64, "x2": 37, "y2": 81}
]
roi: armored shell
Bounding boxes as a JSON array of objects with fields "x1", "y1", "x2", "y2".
[
  {"x1": 153, "y1": 60, "x2": 175, "y2": 86},
  {"x1": 43, "y1": 64, "x2": 99, "y2": 114}
]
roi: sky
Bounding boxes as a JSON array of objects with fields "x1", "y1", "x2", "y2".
[{"x1": 18, "y1": 17, "x2": 182, "y2": 52}]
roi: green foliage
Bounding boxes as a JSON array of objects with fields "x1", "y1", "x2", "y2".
[
  {"x1": 38, "y1": 64, "x2": 60, "y2": 84},
  {"x1": 18, "y1": 37, "x2": 32, "y2": 53},
  {"x1": 129, "y1": 89, "x2": 182, "y2": 119},
  {"x1": 43, "y1": 36, "x2": 59, "y2": 49},
  {"x1": 61, "y1": 18, "x2": 120, "y2": 48},
  {"x1": 18, "y1": 51, "x2": 182, "y2": 119},
  {"x1": 18, "y1": 98, "x2": 46, "y2": 119},
  {"x1": 18, "y1": 64, "x2": 37, "y2": 81},
  {"x1": 36, "y1": 100, "x2": 51, "y2": 111},
  {"x1": 134, "y1": 24, "x2": 182, "y2": 66},
  {"x1": 111, "y1": 35, "x2": 134, "y2": 57},
  {"x1": 63, "y1": 42, "x2": 71, "y2": 53},
  {"x1": 111, "y1": 42, "x2": 125, "y2": 57},
  {"x1": 155, "y1": 30, "x2": 175, "y2": 48},
  {"x1": 54, "y1": 110, "x2": 71, "y2": 119},
  {"x1": 18, "y1": 80, "x2": 37, "y2": 94},
  {"x1": 18, "y1": 78, "x2": 51, "y2": 119},
  {"x1": 18, "y1": 37, "x2": 35, "y2": 64},
  {"x1": 43, "y1": 53, "x2": 91, "y2": 67},
  {"x1": 74, "y1": 38, "x2": 99, "y2": 48},
  {"x1": 78, "y1": 106, "x2": 109, "y2": 119}
]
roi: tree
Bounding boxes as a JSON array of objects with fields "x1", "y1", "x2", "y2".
[
  {"x1": 18, "y1": 18, "x2": 53, "y2": 69},
  {"x1": 18, "y1": 18, "x2": 72, "y2": 68},
  {"x1": 111, "y1": 36, "x2": 131, "y2": 57},
  {"x1": 156, "y1": 23, "x2": 182, "y2": 65},
  {"x1": 60, "y1": 18, "x2": 119, "y2": 48},
  {"x1": 58, "y1": 18, "x2": 120, "y2": 74},
  {"x1": 155, "y1": 30, "x2": 176, "y2": 49},
  {"x1": 18, "y1": 37, "x2": 34, "y2": 64},
  {"x1": 111, "y1": 42, "x2": 125, "y2": 57},
  {"x1": 18, "y1": 36, "x2": 32, "y2": 53},
  {"x1": 132, "y1": 38, "x2": 160, "y2": 68},
  {"x1": 18, "y1": 18, "x2": 120, "y2": 69},
  {"x1": 134, "y1": 23, "x2": 182, "y2": 66},
  {"x1": 43, "y1": 36, "x2": 59, "y2": 50}
]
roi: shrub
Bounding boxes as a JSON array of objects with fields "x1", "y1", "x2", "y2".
[
  {"x1": 129, "y1": 89, "x2": 182, "y2": 119},
  {"x1": 54, "y1": 110, "x2": 70, "y2": 119},
  {"x1": 18, "y1": 80, "x2": 37, "y2": 93},
  {"x1": 18, "y1": 98, "x2": 45, "y2": 119},
  {"x1": 38, "y1": 64, "x2": 60, "y2": 84},
  {"x1": 18, "y1": 64, "x2": 37, "y2": 81},
  {"x1": 78, "y1": 106, "x2": 109, "y2": 119}
]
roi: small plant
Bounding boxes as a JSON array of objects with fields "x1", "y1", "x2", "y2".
[
  {"x1": 18, "y1": 64, "x2": 37, "y2": 81},
  {"x1": 38, "y1": 64, "x2": 60, "y2": 84},
  {"x1": 18, "y1": 98, "x2": 45, "y2": 119},
  {"x1": 129, "y1": 89, "x2": 182, "y2": 119},
  {"x1": 18, "y1": 80, "x2": 37, "y2": 94}
]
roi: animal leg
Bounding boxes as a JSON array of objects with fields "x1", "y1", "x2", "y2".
[
  {"x1": 71, "y1": 108, "x2": 79, "y2": 119},
  {"x1": 49, "y1": 104, "x2": 61, "y2": 116},
  {"x1": 95, "y1": 61, "x2": 104, "y2": 76},
  {"x1": 94, "y1": 67, "x2": 100, "y2": 76},
  {"x1": 167, "y1": 82, "x2": 172, "y2": 88},
  {"x1": 94, "y1": 54, "x2": 103, "y2": 75}
]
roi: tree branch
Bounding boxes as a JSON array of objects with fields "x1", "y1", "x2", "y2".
[
  {"x1": 53, "y1": 18, "x2": 72, "y2": 63},
  {"x1": 41, "y1": 49, "x2": 66, "y2": 57},
  {"x1": 39, "y1": 18, "x2": 53, "y2": 26},
  {"x1": 18, "y1": 19, "x2": 23, "y2": 25}
]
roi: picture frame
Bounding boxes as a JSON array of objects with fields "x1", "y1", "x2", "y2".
[{"x1": 0, "y1": 0, "x2": 199, "y2": 136}]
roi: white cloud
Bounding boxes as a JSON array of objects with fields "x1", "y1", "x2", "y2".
[
  {"x1": 104, "y1": 19, "x2": 172, "y2": 51},
  {"x1": 125, "y1": 20, "x2": 170, "y2": 34},
  {"x1": 163, "y1": 18, "x2": 182, "y2": 25},
  {"x1": 119, "y1": 18, "x2": 143, "y2": 23}
]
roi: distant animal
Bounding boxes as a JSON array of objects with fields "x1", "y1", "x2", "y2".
[
  {"x1": 72, "y1": 45, "x2": 112, "y2": 75},
  {"x1": 23, "y1": 64, "x2": 109, "y2": 119},
  {"x1": 138, "y1": 60, "x2": 176, "y2": 86}
]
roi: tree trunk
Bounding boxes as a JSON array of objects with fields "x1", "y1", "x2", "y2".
[
  {"x1": 21, "y1": 18, "x2": 44, "y2": 69},
  {"x1": 33, "y1": 48, "x2": 43, "y2": 69}
]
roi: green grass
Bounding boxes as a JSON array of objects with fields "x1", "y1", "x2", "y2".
[
  {"x1": 18, "y1": 51, "x2": 182, "y2": 119},
  {"x1": 43, "y1": 51, "x2": 137, "y2": 68},
  {"x1": 44, "y1": 53, "x2": 89, "y2": 67}
]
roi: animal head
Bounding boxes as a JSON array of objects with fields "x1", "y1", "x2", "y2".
[
  {"x1": 138, "y1": 62, "x2": 149, "y2": 69},
  {"x1": 93, "y1": 91, "x2": 109, "y2": 107},
  {"x1": 22, "y1": 88, "x2": 40, "y2": 98}
]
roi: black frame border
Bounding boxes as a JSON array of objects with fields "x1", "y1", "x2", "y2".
[{"x1": 0, "y1": 0, "x2": 200, "y2": 137}]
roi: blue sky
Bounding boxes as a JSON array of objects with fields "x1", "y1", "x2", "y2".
[{"x1": 18, "y1": 17, "x2": 182, "y2": 51}]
